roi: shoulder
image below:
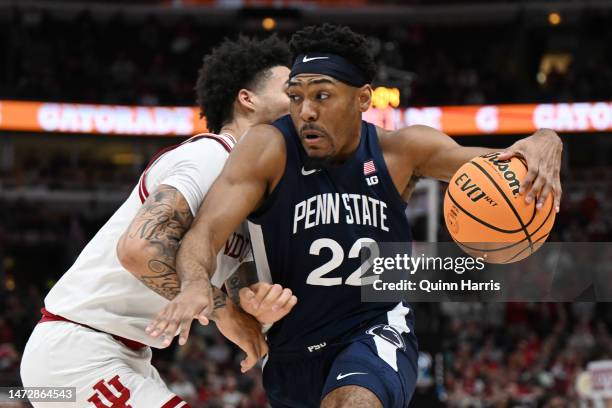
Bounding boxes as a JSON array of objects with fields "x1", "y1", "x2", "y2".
[
  {"x1": 238, "y1": 124, "x2": 287, "y2": 159},
  {"x1": 243, "y1": 123, "x2": 285, "y2": 142},
  {"x1": 143, "y1": 136, "x2": 227, "y2": 179},
  {"x1": 169, "y1": 134, "x2": 231, "y2": 161},
  {"x1": 223, "y1": 124, "x2": 287, "y2": 189}
]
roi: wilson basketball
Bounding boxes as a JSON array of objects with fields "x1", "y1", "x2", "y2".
[{"x1": 444, "y1": 152, "x2": 556, "y2": 263}]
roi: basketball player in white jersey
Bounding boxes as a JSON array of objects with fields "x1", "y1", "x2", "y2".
[{"x1": 20, "y1": 35, "x2": 295, "y2": 408}]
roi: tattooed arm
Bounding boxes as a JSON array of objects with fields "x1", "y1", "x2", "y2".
[
  {"x1": 116, "y1": 184, "x2": 263, "y2": 320},
  {"x1": 116, "y1": 184, "x2": 235, "y2": 317},
  {"x1": 117, "y1": 183, "x2": 295, "y2": 329},
  {"x1": 117, "y1": 184, "x2": 193, "y2": 300}
]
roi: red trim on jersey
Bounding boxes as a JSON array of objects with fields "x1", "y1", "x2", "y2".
[
  {"x1": 138, "y1": 133, "x2": 233, "y2": 203},
  {"x1": 199, "y1": 134, "x2": 232, "y2": 153},
  {"x1": 161, "y1": 395, "x2": 191, "y2": 408},
  {"x1": 38, "y1": 308, "x2": 147, "y2": 351}
]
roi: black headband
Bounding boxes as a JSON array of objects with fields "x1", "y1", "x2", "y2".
[{"x1": 289, "y1": 53, "x2": 368, "y2": 87}]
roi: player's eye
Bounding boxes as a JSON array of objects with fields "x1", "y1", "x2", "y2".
[
  {"x1": 317, "y1": 92, "x2": 330, "y2": 101},
  {"x1": 288, "y1": 94, "x2": 302, "y2": 102}
]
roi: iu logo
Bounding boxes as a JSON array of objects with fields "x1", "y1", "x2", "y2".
[{"x1": 88, "y1": 375, "x2": 132, "y2": 408}]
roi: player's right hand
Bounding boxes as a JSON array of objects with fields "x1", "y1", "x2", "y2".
[
  {"x1": 214, "y1": 301, "x2": 268, "y2": 373},
  {"x1": 146, "y1": 279, "x2": 214, "y2": 347},
  {"x1": 239, "y1": 283, "x2": 298, "y2": 325}
]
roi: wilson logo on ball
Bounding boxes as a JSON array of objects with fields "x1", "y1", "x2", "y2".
[{"x1": 482, "y1": 152, "x2": 521, "y2": 196}]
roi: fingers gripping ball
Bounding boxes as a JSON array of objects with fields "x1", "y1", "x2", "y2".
[{"x1": 444, "y1": 152, "x2": 556, "y2": 263}]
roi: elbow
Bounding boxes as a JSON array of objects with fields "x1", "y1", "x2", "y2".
[{"x1": 116, "y1": 233, "x2": 148, "y2": 278}]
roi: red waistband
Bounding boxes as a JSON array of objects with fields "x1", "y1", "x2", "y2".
[{"x1": 39, "y1": 307, "x2": 147, "y2": 351}]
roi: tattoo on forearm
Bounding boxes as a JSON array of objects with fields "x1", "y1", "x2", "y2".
[
  {"x1": 225, "y1": 261, "x2": 258, "y2": 306},
  {"x1": 129, "y1": 186, "x2": 193, "y2": 243},
  {"x1": 209, "y1": 288, "x2": 227, "y2": 321},
  {"x1": 214, "y1": 291, "x2": 227, "y2": 310},
  {"x1": 226, "y1": 274, "x2": 242, "y2": 305},
  {"x1": 139, "y1": 270, "x2": 180, "y2": 300},
  {"x1": 126, "y1": 185, "x2": 194, "y2": 300}
]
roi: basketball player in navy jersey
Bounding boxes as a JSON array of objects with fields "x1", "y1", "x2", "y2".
[{"x1": 149, "y1": 25, "x2": 563, "y2": 407}]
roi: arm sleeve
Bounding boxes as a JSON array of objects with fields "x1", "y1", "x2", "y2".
[{"x1": 157, "y1": 140, "x2": 229, "y2": 216}]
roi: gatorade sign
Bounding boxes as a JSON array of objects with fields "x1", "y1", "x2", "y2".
[{"x1": 1, "y1": 99, "x2": 611, "y2": 136}]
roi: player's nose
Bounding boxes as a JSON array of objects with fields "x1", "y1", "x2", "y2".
[{"x1": 299, "y1": 99, "x2": 318, "y2": 122}]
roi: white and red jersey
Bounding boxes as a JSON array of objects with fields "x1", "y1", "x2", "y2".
[{"x1": 44, "y1": 133, "x2": 251, "y2": 349}]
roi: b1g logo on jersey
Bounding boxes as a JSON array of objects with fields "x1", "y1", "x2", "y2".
[
  {"x1": 363, "y1": 159, "x2": 379, "y2": 186},
  {"x1": 366, "y1": 324, "x2": 406, "y2": 351},
  {"x1": 88, "y1": 375, "x2": 132, "y2": 408}
]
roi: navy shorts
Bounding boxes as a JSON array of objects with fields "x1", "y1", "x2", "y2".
[{"x1": 262, "y1": 303, "x2": 418, "y2": 408}]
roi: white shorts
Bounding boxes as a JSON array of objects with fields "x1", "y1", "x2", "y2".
[{"x1": 20, "y1": 321, "x2": 189, "y2": 408}]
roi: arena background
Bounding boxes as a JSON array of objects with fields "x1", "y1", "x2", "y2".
[{"x1": 0, "y1": 0, "x2": 611, "y2": 407}]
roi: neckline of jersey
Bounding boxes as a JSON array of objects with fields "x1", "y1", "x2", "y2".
[{"x1": 220, "y1": 132, "x2": 237, "y2": 145}]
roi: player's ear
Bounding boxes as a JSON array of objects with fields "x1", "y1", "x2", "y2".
[
  {"x1": 358, "y1": 85, "x2": 373, "y2": 112},
  {"x1": 237, "y1": 89, "x2": 256, "y2": 113}
]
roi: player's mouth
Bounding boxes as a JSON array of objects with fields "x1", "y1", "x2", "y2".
[{"x1": 301, "y1": 130, "x2": 326, "y2": 147}]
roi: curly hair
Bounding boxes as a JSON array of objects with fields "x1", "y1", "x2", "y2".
[
  {"x1": 289, "y1": 24, "x2": 377, "y2": 84},
  {"x1": 196, "y1": 35, "x2": 291, "y2": 133}
]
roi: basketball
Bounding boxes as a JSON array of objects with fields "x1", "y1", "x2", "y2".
[{"x1": 444, "y1": 152, "x2": 556, "y2": 263}]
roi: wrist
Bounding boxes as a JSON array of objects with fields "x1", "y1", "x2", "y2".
[
  {"x1": 210, "y1": 290, "x2": 234, "y2": 322},
  {"x1": 534, "y1": 128, "x2": 561, "y2": 140},
  {"x1": 181, "y1": 277, "x2": 211, "y2": 290}
]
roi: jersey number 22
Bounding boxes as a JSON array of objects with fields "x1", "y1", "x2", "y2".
[{"x1": 306, "y1": 238, "x2": 379, "y2": 286}]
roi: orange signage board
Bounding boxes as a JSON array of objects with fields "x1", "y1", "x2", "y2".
[
  {"x1": 1, "y1": 99, "x2": 611, "y2": 136},
  {"x1": 363, "y1": 102, "x2": 612, "y2": 135},
  {"x1": 0, "y1": 100, "x2": 207, "y2": 136}
]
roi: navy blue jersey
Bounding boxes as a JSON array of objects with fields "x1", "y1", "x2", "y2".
[{"x1": 248, "y1": 114, "x2": 413, "y2": 359}]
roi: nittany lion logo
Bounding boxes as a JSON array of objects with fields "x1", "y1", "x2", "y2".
[{"x1": 366, "y1": 324, "x2": 406, "y2": 351}]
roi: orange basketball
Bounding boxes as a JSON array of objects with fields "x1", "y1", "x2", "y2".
[{"x1": 443, "y1": 152, "x2": 556, "y2": 264}]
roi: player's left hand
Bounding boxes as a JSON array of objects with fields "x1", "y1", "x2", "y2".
[
  {"x1": 214, "y1": 300, "x2": 268, "y2": 373},
  {"x1": 239, "y1": 283, "x2": 298, "y2": 325},
  {"x1": 146, "y1": 279, "x2": 214, "y2": 347},
  {"x1": 497, "y1": 128, "x2": 563, "y2": 213}
]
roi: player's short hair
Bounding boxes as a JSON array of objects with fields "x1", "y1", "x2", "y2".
[
  {"x1": 196, "y1": 35, "x2": 291, "y2": 134},
  {"x1": 289, "y1": 24, "x2": 377, "y2": 84}
]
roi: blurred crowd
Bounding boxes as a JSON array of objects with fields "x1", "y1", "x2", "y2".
[
  {"x1": 551, "y1": 170, "x2": 612, "y2": 243},
  {"x1": 0, "y1": 151, "x2": 138, "y2": 192},
  {"x1": 437, "y1": 302, "x2": 612, "y2": 408},
  {"x1": 1, "y1": 8, "x2": 611, "y2": 107}
]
